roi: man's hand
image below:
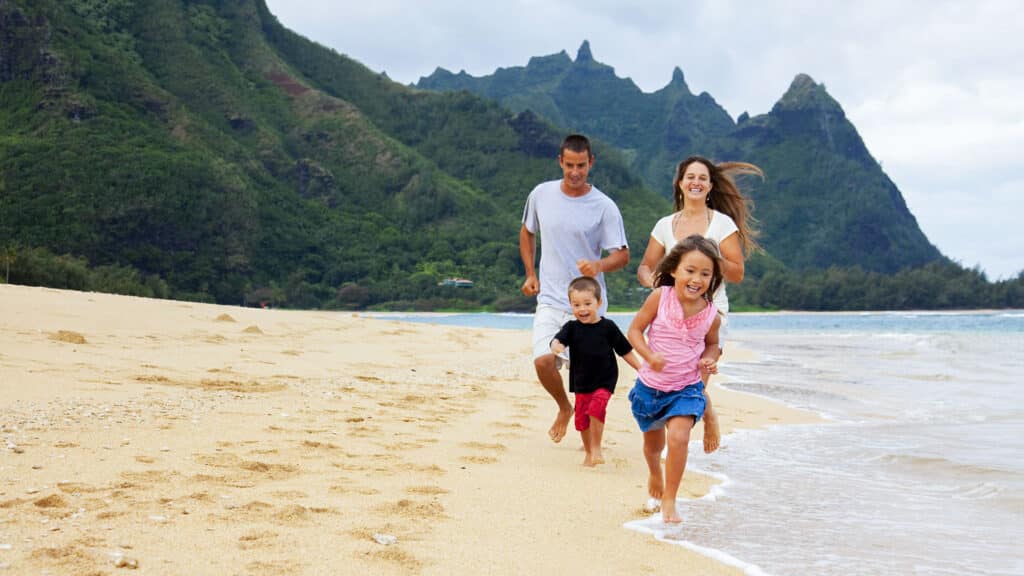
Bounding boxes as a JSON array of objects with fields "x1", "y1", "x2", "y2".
[
  {"x1": 521, "y1": 275, "x2": 540, "y2": 296},
  {"x1": 576, "y1": 259, "x2": 602, "y2": 277}
]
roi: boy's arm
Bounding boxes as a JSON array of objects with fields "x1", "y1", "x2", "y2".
[
  {"x1": 550, "y1": 338, "x2": 566, "y2": 356},
  {"x1": 623, "y1": 350, "x2": 642, "y2": 372}
]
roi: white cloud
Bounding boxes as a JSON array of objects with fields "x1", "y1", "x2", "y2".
[{"x1": 263, "y1": 0, "x2": 1024, "y2": 281}]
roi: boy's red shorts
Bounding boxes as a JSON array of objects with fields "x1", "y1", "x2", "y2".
[{"x1": 574, "y1": 388, "x2": 612, "y2": 431}]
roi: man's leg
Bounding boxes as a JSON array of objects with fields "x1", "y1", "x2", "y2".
[{"x1": 534, "y1": 353, "x2": 573, "y2": 443}]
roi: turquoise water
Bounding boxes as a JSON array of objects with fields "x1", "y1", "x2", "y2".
[
  {"x1": 365, "y1": 310, "x2": 1024, "y2": 334},
  {"x1": 368, "y1": 311, "x2": 1024, "y2": 575}
]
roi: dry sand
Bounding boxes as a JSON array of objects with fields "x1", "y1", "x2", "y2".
[{"x1": 0, "y1": 284, "x2": 818, "y2": 575}]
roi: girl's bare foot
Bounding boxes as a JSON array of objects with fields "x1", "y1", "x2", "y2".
[
  {"x1": 661, "y1": 499, "x2": 682, "y2": 524},
  {"x1": 703, "y1": 412, "x2": 720, "y2": 454},
  {"x1": 648, "y1": 473, "x2": 664, "y2": 500}
]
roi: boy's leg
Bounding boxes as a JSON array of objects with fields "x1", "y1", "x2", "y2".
[
  {"x1": 642, "y1": 429, "x2": 666, "y2": 500},
  {"x1": 576, "y1": 393, "x2": 594, "y2": 465},
  {"x1": 585, "y1": 388, "x2": 611, "y2": 465},
  {"x1": 661, "y1": 415, "x2": 695, "y2": 523},
  {"x1": 587, "y1": 417, "x2": 605, "y2": 465}
]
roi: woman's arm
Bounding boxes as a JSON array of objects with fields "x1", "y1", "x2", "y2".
[
  {"x1": 718, "y1": 233, "x2": 745, "y2": 284},
  {"x1": 637, "y1": 240, "x2": 666, "y2": 289}
]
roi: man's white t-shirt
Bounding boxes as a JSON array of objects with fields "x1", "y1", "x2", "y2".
[{"x1": 522, "y1": 180, "x2": 628, "y2": 316}]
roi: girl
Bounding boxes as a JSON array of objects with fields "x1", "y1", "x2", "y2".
[
  {"x1": 627, "y1": 235, "x2": 723, "y2": 523},
  {"x1": 637, "y1": 156, "x2": 763, "y2": 454}
]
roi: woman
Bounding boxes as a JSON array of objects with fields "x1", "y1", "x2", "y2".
[{"x1": 637, "y1": 155, "x2": 762, "y2": 453}]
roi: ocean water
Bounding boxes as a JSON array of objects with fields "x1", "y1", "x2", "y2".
[{"x1": 367, "y1": 311, "x2": 1024, "y2": 575}]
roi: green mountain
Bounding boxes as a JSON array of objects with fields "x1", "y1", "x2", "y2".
[
  {"x1": 0, "y1": 0, "x2": 668, "y2": 308},
  {"x1": 418, "y1": 41, "x2": 943, "y2": 274},
  {"x1": 2, "y1": 3, "x2": 1019, "y2": 310}
]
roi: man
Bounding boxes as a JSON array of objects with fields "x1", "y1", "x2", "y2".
[{"x1": 520, "y1": 134, "x2": 630, "y2": 443}]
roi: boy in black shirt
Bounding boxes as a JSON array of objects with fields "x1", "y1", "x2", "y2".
[{"x1": 551, "y1": 276, "x2": 642, "y2": 466}]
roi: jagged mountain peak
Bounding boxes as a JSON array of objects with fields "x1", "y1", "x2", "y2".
[
  {"x1": 575, "y1": 40, "x2": 593, "y2": 62},
  {"x1": 774, "y1": 73, "x2": 843, "y2": 114}
]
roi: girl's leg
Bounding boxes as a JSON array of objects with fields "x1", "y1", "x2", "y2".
[
  {"x1": 662, "y1": 415, "x2": 695, "y2": 523},
  {"x1": 702, "y1": 384, "x2": 720, "y2": 454},
  {"x1": 642, "y1": 429, "x2": 666, "y2": 500}
]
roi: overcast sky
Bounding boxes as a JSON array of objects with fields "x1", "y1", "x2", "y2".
[{"x1": 264, "y1": 0, "x2": 1022, "y2": 280}]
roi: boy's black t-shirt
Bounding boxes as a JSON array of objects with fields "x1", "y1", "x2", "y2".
[{"x1": 553, "y1": 317, "x2": 633, "y2": 394}]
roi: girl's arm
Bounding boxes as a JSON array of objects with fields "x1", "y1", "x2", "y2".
[
  {"x1": 628, "y1": 290, "x2": 664, "y2": 371},
  {"x1": 718, "y1": 233, "x2": 745, "y2": 284},
  {"x1": 699, "y1": 315, "x2": 723, "y2": 375}
]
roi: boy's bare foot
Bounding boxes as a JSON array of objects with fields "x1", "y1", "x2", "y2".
[
  {"x1": 582, "y1": 453, "x2": 596, "y2": 467},
  {"x1": 703, "y1": 411, "x2": 720, "y2": 454},
  {"x1": 548, "y1": 408, "x2": 572, "y2": 443},
  {"x1": 661, "y1": 499, "x2": 682, "y2": 524},
  {"x1": 648, "y1": 473, "x2": 664, "y2": 500}
]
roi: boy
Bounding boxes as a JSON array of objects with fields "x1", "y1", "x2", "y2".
[{"x1": 550, "y1": 276, "x2": 641, "y2": 466}]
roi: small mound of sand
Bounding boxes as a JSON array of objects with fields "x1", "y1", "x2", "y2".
[
  {"x1": 215, "y1": 313, "x2": 237, "y2": 322},
  {"x1": 242, "y1": 325, "x2": 263, "y2": 334},
  {"x1": 49, "y1": 330, "x2": 87, "y2": 344},
  {"x1": 34, "y1": 494, "x2": 68, "y2": 508}
]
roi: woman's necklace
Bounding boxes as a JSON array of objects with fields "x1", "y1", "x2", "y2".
[{"x1": 672, "y1": 208, "x2": 713, "y2": 237}]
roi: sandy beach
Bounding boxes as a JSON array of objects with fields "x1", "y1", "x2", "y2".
[{"x1": 0, "y1": 284, "x2": 818, "y2": 575}]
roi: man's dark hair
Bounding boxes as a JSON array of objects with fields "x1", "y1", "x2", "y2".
[{"x1": 560, "y1": 133, "x2": 592, "y2": 158}]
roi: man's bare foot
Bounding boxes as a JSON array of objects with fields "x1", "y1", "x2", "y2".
[
  {"x1": 703, "y1": 411, "x2": 720, "y2": 454},
  {"x1": 548, "y1": 408, "x2": 572, "y2": 443},
  {"x1": 648, "y1": 473, "x2": 664, "y2": 500},
  {"x1": 661, "y1": 499, "x2": 682, "y2": 524}
]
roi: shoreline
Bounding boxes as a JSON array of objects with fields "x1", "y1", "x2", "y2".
[{"x1": 0, "y1": 284, "x2": 819, "y2": 574}]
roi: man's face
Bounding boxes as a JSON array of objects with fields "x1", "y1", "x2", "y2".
[{"x1": 558, "y1": 149, "x2": 593, "y2": 194}]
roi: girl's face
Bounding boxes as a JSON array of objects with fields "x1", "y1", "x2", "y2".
[
  {"x1": 670, "y1": 250, "x2": 715, "y2": 301},
  {"x1": 678, "y1": 161, "x2": 712, "y2": 203}
]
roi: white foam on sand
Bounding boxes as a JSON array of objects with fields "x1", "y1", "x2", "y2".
[{"x1": 623, "y1": 511, "x2": 770, "y2": 576}]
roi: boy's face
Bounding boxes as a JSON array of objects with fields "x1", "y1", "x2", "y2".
[{"x1": 569, "y1": 288, "x2": 601, "y2": 324}]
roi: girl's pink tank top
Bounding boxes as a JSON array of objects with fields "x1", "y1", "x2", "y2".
[{"x1": 637, "y1": 286, "x2": 718, "y2": 392}]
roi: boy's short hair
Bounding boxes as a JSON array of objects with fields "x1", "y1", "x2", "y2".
[{"x1": 567, "y1": 276, "x2": 601, "y2": 301}]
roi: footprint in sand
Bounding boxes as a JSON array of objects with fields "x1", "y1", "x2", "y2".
[
  {"x1": 238, "y1": 530, "x2": 279, "y2": 550},
  {"x1": 215, "y1": 313, "x2": 237, "y2": 322}
]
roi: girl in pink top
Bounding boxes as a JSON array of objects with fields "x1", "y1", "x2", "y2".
[{"x1": 627, "y1": 235, "x2": 723, "y2": 524}]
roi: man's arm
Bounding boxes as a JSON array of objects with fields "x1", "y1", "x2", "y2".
[
  {"x1": 519, "y1": 224, "x2": 540, "y2": 296},
  {"x1": 577, "y1": 246, "x2": 630, "y2": 277}
]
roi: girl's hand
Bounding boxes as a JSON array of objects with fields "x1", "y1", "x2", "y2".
[
  {"x1": 700, "y1": 357, "x2": 718, "y2": 375},
  {"x1": 649, "y1": 353, "x2": 666, "y2": 372}
]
